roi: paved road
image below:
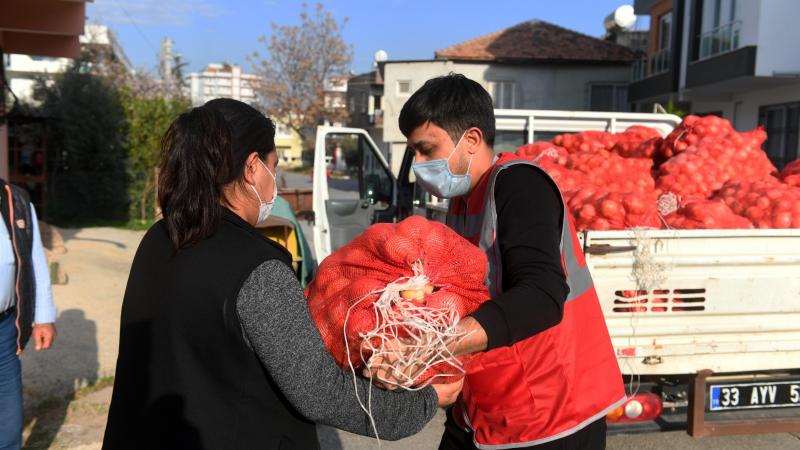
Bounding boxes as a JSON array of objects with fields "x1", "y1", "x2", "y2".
[{"x1": 320, "y1": 408, "x2": 800, "y2": 449}]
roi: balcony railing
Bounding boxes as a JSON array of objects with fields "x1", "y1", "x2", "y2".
[
  {"x1": 631, "y1": 48, "x2": 670, "y2": 82},
  {"x1": 650, "y1": 48, "x2": 671, "y2": 75},
  {"x1": 631, "y1": 58, "x2": 647, "y2": 81},
  {"x1": 699, "y1": 20, "x2": 741, "y2": 60}
]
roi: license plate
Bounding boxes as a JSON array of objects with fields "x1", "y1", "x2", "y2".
[{"x1": 709, "y1": 380, "x2": 800, "y2": 411}]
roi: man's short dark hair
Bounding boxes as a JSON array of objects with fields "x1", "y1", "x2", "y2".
[{"x1": 399, "y1": 73, "x2": 496, "y2": 147}]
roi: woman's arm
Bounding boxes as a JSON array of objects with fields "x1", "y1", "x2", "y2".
[{"x1": 236, "y1": 259, "x2": 439, "y2": 440}]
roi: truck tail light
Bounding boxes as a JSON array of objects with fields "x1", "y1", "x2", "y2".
[{"x1": 607, "y1": 393, "x2": 663, "y2": 423}]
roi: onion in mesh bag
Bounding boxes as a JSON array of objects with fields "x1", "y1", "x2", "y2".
[{"x1": 305, "y1": 215, "x2": 490, "y2": 388}]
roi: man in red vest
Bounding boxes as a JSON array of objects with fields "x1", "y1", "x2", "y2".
[{"x1": 371, "y1": 74, "x2": 625, "y2": 449}]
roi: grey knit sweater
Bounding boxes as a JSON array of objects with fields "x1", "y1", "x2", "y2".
[{"x1": 236, "y1": 259, "x2": 439, "y2": 441}]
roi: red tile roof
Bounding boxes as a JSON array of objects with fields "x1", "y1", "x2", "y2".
[{"x1": 435, "y1": 20, "x2": 639, "y2": 64}]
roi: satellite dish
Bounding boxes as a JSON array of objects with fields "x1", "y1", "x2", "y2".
[
  {"x1": 604, "y1": 4, "x2": 637, "y2": 31},
  {"x1": 374, "y1": 50, "x2": 388, "y2": 63}
]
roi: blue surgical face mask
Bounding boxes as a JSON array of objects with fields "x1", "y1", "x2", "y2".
[{"x1": 411, "y1": 133, "x2": 473, "y2": 199}]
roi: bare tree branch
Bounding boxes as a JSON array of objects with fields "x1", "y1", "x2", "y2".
[{"x1": 248, "y1": 2, "x2": 352, "y2": 149}]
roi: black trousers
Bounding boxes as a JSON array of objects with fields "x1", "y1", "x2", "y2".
[{"x1": 438, "y1": 408, "x2": 607, "y2": 450}]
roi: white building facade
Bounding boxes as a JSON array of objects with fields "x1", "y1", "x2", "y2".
[
  {"x1": 188, "y1": 64, "x2": 259, "y2": 107},
  {"x1": 630, "y1": 0, "x2": 800, "y2": 168},
  {"x1": 3, "y1": 24, "x2": 127, "y2": 102},
  {"x1": 380, "y1": 20, "x2": 638, "y2": 174}
]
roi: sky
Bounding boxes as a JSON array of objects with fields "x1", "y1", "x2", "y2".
[{"x1": 86, "y1": 0, "x2": 651, "y2": 76}]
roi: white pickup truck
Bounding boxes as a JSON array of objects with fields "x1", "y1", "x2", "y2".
[{"x1": 310, "y1": 109, "x2": 800, "y2": 436}]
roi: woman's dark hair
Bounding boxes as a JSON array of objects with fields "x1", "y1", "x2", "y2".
[
  {"x1": 399, "y1": 73, "x2": 496, "y2": 147},
  {"x1": 158, "y1": 98, "x2": 276, "y2": 249}
]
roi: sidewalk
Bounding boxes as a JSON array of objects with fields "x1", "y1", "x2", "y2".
[{"x1": 21, "y1": 227, "x2": 144, "y2": 449}]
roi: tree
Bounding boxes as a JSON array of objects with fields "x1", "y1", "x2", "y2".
[
  {"x1": 171, "y1": 53, "x2": 190, "y2": 94},
  {"x1": 32, "y1": 60, "x2": 130, "y2": 224},
  {"x1": 124, "y1": 93, "x2": 189, "y2": 223},
  {"x1": 249, "y1": 2, "x2": 352, "y2": 151}
]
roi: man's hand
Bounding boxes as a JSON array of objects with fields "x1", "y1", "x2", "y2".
[
  {"x1": 450, "y1": 316, "x2": 488, "y2": 357},
  {"x1": 31, "y1": 323, "x2": 57, "y2": 351},
  {"x1": 361, "y1": 316, "x2": 489, "y2": 389},
  {"x1": 362, "y1": 338, "x2": 424, "y2": 390},
  {"x1": 432, "y1": 378, "x2": 464, "y2": 407}
]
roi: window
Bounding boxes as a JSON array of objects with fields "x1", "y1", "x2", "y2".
[
  {"x1": 588, "y1": 84, "x2": 628, "y2": 112},
  {"x1": 759, "y1": 102, "x2": 800, "y2": 170},
  {"x1": 360, "y1": 136, "x2": 393, "y2": 207},
  {"x1": 360, "y1": 92, "x2": 368, "y2": 113},
  {"x1": 374, "y1": 95, "x2": 382, "y2": 111},
  {"x1": 488, "y1": 81, "x2": 519, "y2": 109},
  {"x1": 275, "y1": 123, "x2": 293, "y2": 138},
  {"x1": 397, "y1": 80, "x2": 411, "y2": 95},
  {"x1": 699, "y1": 0, "x2": 740, "y2": 59},
  {"x1": 659, "y1": 13, "x2": 672, "y2": 50}
]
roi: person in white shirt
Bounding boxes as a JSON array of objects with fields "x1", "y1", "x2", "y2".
[{"x1": 0, "y1": 180, "x2": 56, "y2": 450}]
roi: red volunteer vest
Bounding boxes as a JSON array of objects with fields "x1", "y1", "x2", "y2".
[{"x1": 447, "y1": 153, "x2": 625, "y2": 448}]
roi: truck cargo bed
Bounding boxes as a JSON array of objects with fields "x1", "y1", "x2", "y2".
[{"x1": 584, "y1": 229, "x2": 800, "y2": 375}]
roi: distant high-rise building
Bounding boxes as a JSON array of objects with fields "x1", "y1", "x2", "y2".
[
  {"x1": 188, "y1": 63, "x2": 259, "y2": 106},
  {"x1": 159, "y1": 37, "x2": 175, "y2": 88}
]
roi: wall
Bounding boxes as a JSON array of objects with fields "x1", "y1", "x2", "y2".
[
  {"x1": 648, "y1": 0, "x2": 674, "y2": 56},
  {"x1": 274, "y1": 122, "x2": 304, "y2": 168},
  {"x1": 382, "y1": 60, "x2": 630, "y2": 173},
  {"x1": 737, "y1": 0, "x2": 761, "y2": 49},
  {"x1": 732, "y1": 83, "x2": 800, "y2": 131},
  {"x1": 755, "y1": 0, "x2": 800, "y2": 76},
  {"x1": 691, "y1": 82, "x2": 800, "y2": 131},
  {"x1": 689, "y1": 100, "x2": 735, "y2": 120},
  {"x1": 5, "y1": 53, "x2": 71, "y2": 102}
]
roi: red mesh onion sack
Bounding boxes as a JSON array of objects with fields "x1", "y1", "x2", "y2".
[
  {"x1": 665, "y1": 199, "x2": 753, "y2": 229},
  {"x1": 306, "y1": 216, "x2": 490, "y2": 386},
  {"x1": 657, "y1": 128, "x2": 776, "y2": 201},
  {"x1": 552, "y1": 130, "x2": 618, "y2": 154},
  {"x1": 611, "y1": 125, "x2": 663, "y2": 159},
  {"x1": 657, "y1": 114, "x2": 734, "y2": 162},
  {"x1": 532, "y1": 157, "x2": 592, "y2": 192},
  {"x1": 714, "y1": 178, "x2": 800, "y2": 228},
  {"x1": 565, "y1": 150, "x2": 656, "y2": 194},
  {"x1": 565, "y1": 186, "x2": 661, "y2": 231},
  {"x1": 780, "y1": 160, "x2": 800, "y2": 187},
  {"x1": 515, "y1": 142, "x2": 569, "y2": 165}
]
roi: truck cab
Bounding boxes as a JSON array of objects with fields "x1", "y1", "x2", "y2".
[{"x1": 312, "y1": 109, "x2": 682, "y2": 260}]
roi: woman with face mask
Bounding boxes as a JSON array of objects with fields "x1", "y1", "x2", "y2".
[{"x1": 102, "y1": 99, "x2": 461, "y2": 450}]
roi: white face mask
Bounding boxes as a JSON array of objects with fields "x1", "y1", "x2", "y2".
[{"x1": 250, "y1": 158, "x2": 277, "y2": 227}]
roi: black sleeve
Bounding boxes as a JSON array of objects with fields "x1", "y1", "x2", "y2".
[{"x1": 469, "y1": 164, "x2": 569, "y2": 350}]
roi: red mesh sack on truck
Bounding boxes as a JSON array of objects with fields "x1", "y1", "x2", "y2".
[
  {"x1": 564, "y1": 186, "x2": 661, "y2": 231},
  {"x1": 565, "y1": 150, "x2": 656, "y2": 194},
  {"x1": 665, "y1": 199, "x2": 752, "y2": 229},
  {"x1": 714, "y1": 178, "x2": 800, "y2": 228},
  {"x1": 552, "y1": 130, "x2": 618, "y2": 154},
  {"x1": 306, "y1": 216, "x2": 490, "y2": 387},
  {"x1": 534, "y1": 157, "x2": 593, "y2": 192},
  {"x1": 779, "y1": 160, "x2": 800, "y2": 187},
  {"x1": 611, "y1": 125, "x2": 663, "y2": 159},
  {"x1": 515, "y1": 142, "x2": 569, "y2": 165},
  {"x1": 657, "y1": 114, "x2": 734, "y2": 161},
  {"x1": 656, "y1": 128, "x2": 776, "y2": 201}
]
